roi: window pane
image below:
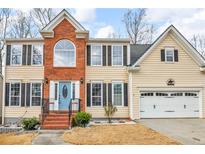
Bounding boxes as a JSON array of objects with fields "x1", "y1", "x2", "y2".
[
  {"x1": 10, "y1": 83, "x2": 20, "y2": 106},
  {"x1": 113, "y1": 83, "x2": 122, "y2": 106},
  {"x1": 91, "y1": 45, "x2": 101, "y2": 66},
  {"x1": 33, "y1": 45, "x2": 43, "y2": 65},
  {"x1": 92, "y1": 83, "x2": 102, "y2": 106},
  {"x1": 32, "y1": 83, "x2": 41, "y2": 106},
  {"x1": 112, "y1": 46, "x2": 122, "y2": 65},
  {"x1": 54, "y1": 40, "x2": 75, "y2": 67},
  {"x1": 166, "y1": 49, "x2": 174, "y2": 62},
  {"x1": 11, "y1": 45, "x2": 22, "y2": 65}
]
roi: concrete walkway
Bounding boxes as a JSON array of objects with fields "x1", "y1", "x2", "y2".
[
  {"x1": 32, "y1": 130, "x2": 70, "y2": 145},
  {"x1": 140, "y1": 119, "x2": 205, "y2": 145}
]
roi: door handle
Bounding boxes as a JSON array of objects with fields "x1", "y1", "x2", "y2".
[
  {"x1": 184, "y1": 105, "x2": 186, "y2": 109},
  {"x1": 153, "y1": 105, "x2": 156, "y2": 109}
]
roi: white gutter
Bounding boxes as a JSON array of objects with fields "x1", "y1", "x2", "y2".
[
  {"x1": 200, "y1": 67, "x2": 205, "y2": 72},
  {"x1": 127, "y1": 66, "x2": 140, "y2": 72}
]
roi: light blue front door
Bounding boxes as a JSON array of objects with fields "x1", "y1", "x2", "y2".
[{"x1": 59, "y1": 82, "x2": 71, "y2": 110}]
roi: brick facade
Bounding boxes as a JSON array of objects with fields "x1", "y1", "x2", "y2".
[{"x1": 43, "y1": 19, "x2": 86, "y2": 111}]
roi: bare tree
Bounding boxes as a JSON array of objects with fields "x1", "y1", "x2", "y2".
[
  {"x1": 31, "y1": 8, "x2": 56, "y2": 30},
  {"x1": 10, "y1": 10, "x2": 37, "y2": 38},
  {"x1": 190, "y1": 34, "x2": 205, "y2": 56},
  {"x1": 122, "y1": 9, "x2": 156, "y2": 44},
  {"x1": 0, "y1": 8, "x2": 11, "y2": 74}
]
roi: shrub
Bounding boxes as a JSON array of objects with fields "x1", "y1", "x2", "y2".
[
  {"x1": 104, "y1": 104, "x2": 117, "y2": 123},
  {"x1": 22, "y1": 117, "x2": 40, "y2": 130},
  {"x1": 74, "y1": 112, "x2": 92, "y2": 127}
]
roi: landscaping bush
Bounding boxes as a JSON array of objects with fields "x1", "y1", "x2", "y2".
[
  {"x1": 21, "y1": 117, "x2": 40, "y2": 130},
  {"x1": 74, "y1": 112, "x2": 92, "y2": 127}
]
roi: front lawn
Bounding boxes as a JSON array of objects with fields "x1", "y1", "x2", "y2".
[
  {"x1": 0, "y1": 132, "x2": 37, "y2": 145},
  {"x1": 63, "y1": 124, "x2": 180, "y2": 145}
]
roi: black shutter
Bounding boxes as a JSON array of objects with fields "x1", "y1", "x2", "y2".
[
  {"x1": 6, "y1": 45, "x2": 11, "y2": 66},
  {"x1": 123, "y1": 45, "x2": 127, "y2": 66},
  {"x1": 26, "y1": 83, "x2": 31, "y2": 107},
  {"x1": 87, "y1": 83, "x2": 91, "y2": 107},
  {"x1": 108, "y1": 83, "x2": 112, "y2": 105},
  {"x1": 27, "y1": 45, "x2": 32, "y2": 65},
  {"x1": 161, "y1": 49, "x2": 165, "y2": 62},
  {"x1": 22, "y1": 45, "x2": 27, "y2": 65},
  {"x1": 21, "y1": 83, "x2": 26, "y2": 107},
  {"x1": 108, "y1": 45, "x2": 112, "y2": 66},
  {"x1": 5, "y1": 83, "x2": 10, "y2": 106},
  {"x1": 103, "y1": 83, "x2": 107, "y2": 106},
  {"x1": 124, "y1": 83, "x2": 128, "y2": 106},
  {"x1": 87, "y1": 45, "x2": 91, "y2": 66},
  {"x1": 103, "y1": 45, "x2": 106, "y2": 66},
  {"x1": 174, "y1": 49, "x2": 178, "y2": 62}
]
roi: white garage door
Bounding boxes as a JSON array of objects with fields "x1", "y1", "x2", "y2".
[{"x1": 140, "y1": 91, "x2": 199, "y2": 118}]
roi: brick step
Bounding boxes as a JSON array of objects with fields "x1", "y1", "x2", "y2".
[
  {"x1": 45, "y1": 117, "x2": 69, "y2": 121},
  {"x1": 43, "y1": 121, "x2": 69, "y2": 125},
  {"x1": 45, "y1": 114, "x2": 69, "y2": 117},
  {"x1": 41, "y1": 124, "x2": 69, "y2": 129}
]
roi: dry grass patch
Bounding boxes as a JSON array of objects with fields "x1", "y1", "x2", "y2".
[
  {"x1": 63, "y1": 124, "x2": 180, "y2": 145},
  {"x1": 0, "y1": 132, "x2": 37, "y2": 145}
]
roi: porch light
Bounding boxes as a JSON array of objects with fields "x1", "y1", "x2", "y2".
[
  {"x1": 80, "y1": 77, "x2": 84, "y2": 84},
  {"x1": 44, "y1": 77, "x2": 48, "y2": 84}
]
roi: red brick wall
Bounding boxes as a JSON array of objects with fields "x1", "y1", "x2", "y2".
[{"x1": 43, "y1": 19, "x2": 86, "y2": 111}]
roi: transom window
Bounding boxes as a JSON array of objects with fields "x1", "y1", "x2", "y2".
[
  {"x1": 11, "y1": 45, "x2": 22, "y2": 65},
  {"x1": 141, "y1": 93, "x2": 154, "y2": 96},
  {"x1": 54, "y1": 39, "x2": 76, "y2": 67},
  {"x1": 31, "y1": 83, "x2": 42, "y2": 106},
  {"x1": 10, "y1": 82, "x2": 21, "y2": 106},
  {"x1": 170, "y1": 92, "x2": 183, "y2": 96},
  {"x1": 91, "y1": 82, "x2": 102, "y2": 106},
  {"x1": 165, "y1": 48, "x2": 174, "y2": 62},
  {"x1": 91, "y1": 45, "x2": 102, "y2": 66},
  {"x1": 156, "y1": 92, "x2": 168, "y2": 96},
  {"x1": 112, "y1": 45, "x2": 123, "y2": 66},
  {"x1": 185, "y1": 92, "x2": 198, "y2": 96},
  {"x1": 112, "y1": 82, "x2": 123, "y2": 106},
  {"x1": 32, "y1": 45, "x2": 43, "y2": 65}
]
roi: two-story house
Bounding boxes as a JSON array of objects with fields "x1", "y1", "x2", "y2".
[{"x1": 1, "y1": 9, "x2": 205, "y2": 129}]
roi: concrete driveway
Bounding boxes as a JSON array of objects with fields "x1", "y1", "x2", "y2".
[{"x1": 139, "y1": 119, "x2": 205, "y2": 145}]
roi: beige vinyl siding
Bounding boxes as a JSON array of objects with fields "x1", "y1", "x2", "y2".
[
  {"x1": 5, "y1": 66, "x2": 44, "y2": 81},
  {"x1": 131, "y1": 32, "x2": 205, "y2": 119},
  {"x1": 4, "y1": 107, "x2": 41, "y2": 118},
  {"x1": 86, "y1": 107, "x2": 129, "y2": 118},
  {"x1": 86, "y1": 66, "x2": 129, "y2": 118}
]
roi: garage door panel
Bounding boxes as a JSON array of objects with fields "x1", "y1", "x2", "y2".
[{"x1": 140, "y1": 91, "x2": 199, "y2": 118}]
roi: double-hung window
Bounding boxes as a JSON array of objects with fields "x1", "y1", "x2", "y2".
[
  {"x1": 112, "y1": 82, "x2": 123, "y2": 106},
  {"x1": 32, "y1": 45, "x2": 43, "y2": 65},
  {"x1": 31, "y1": 83, "x2": 42, "y2": 106},
  {"x1": 112, "y1": 45, "x2": 123, "y2": 66},
  {"x1": 10, "y1": 82, "x2": 21, "y2": 106},
  {"x1": 165, "y1": 48, "x2": 174, "y2": 62},
  {"x1": 11, "y1": 45, "x2": 22, "y2": 65},
  {"x1": 91, "y1": 45, "x2": 102, "y2": 66},
  {"x1": 91, "y1": 82, "x2": 102, "y2": 106}
]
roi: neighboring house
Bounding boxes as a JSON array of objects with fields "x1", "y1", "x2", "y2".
[{"x1": 2, "y1": 9, "x2": 205, "y2": 128}]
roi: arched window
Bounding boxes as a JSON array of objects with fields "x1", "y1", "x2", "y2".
[{"x1": 54, "y1": 39, "x2": 76, "y2": 67}]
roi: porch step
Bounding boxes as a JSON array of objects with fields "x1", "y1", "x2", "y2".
[
  {"x1": 41, "y1": 113, "x2": 70, "y2": 129},
  {"x1": 41, "y1": 124, "x2": 69, "y2": 129}
]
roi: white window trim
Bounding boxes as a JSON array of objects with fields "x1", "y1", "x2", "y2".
[
  {"x1": 10, "y1": 45, "x2": 22, "y2": 66},
  {"x1": 53, "y1": 40, "x2": 76, "y2": 67},
  {"x1": 9, "y1": 81, "x2": 21, "y2": 107},
  {"x1": 91, "y1": 44, "x2": 103, "y2": 66},
  {"x1": 112, "y1": 81, "x2": 124, "y2": 107},
  {"x1": 91, "y1": 81, "x2": 103, "y2": 107},
  {"x1": 30, "y1": 82, "x2": 42, "y2": 107},
  {"x1": 165, "y1": 48, "x2": 174, "y2": 63},
  {"x1": 31, "y1": 44, "x2": 44, "y2": 66},
  {"x1": 111, "y1": 45, "x2": 123, "y2": 66}
]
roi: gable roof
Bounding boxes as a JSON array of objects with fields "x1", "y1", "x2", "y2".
[
  {"x1": 131, "y1": 25, "x2": 205, "y2": 67},
  {"x1": 40, "y1": 9, "x2": 89, "y2": 38},
  {"x1": 130, "y1": 44, "x2": 151, "y2": 65}
]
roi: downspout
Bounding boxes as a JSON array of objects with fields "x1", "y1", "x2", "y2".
[
  {"x1": 128, "y1": 71, "x2": 133, "y2": 120},
  {"x1": 2, "y1": 58, "x2": 6, "y2": 125}
]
